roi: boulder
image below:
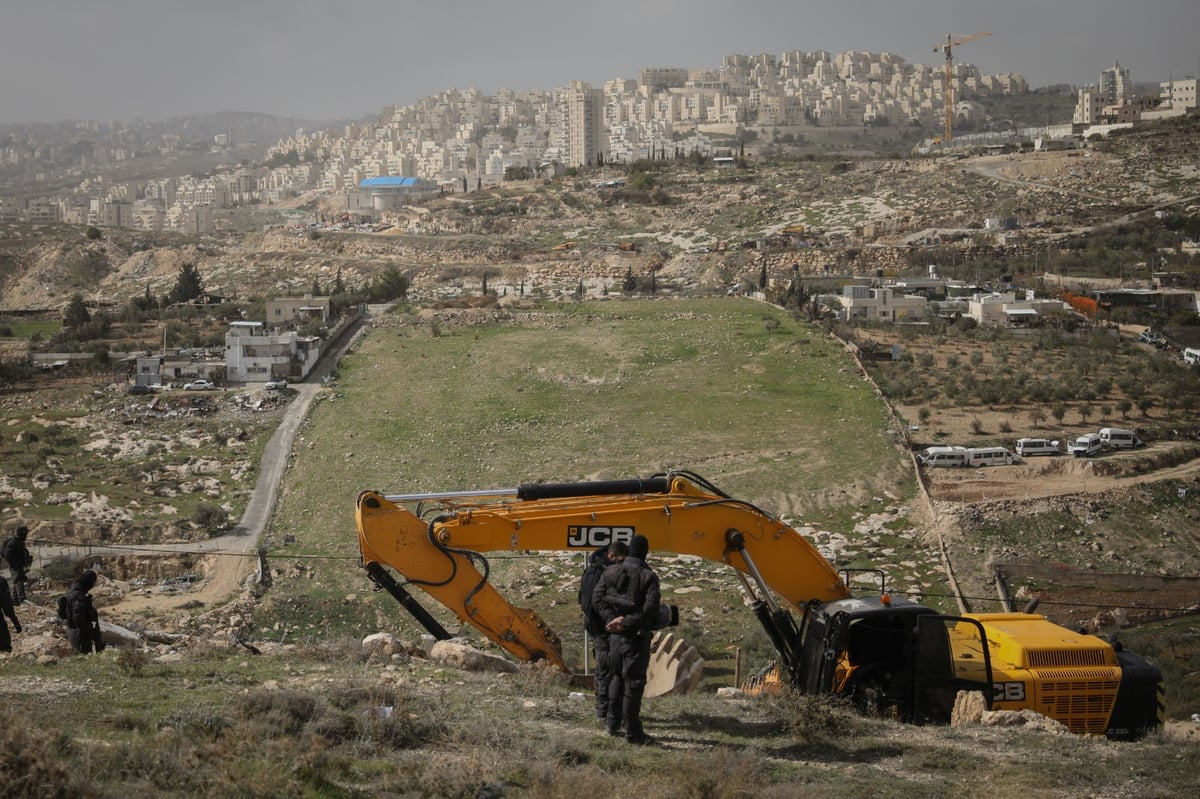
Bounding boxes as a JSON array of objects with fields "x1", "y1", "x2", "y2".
[
  {"x1": 981, "y1": 709, "x2": 1071, "y2": 734},
  {"x1": 362, "y1": 632, "x2": 407, "y2": 657},
  {"x1": 428, "y1": 639, "x2": 519, "y2": 673},
  {"x1": 951, "y1": 690, "x2": 987, "y2": 726}
]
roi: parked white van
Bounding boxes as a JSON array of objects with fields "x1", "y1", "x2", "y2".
[
  {"x1": 1099, "y1": 427, "x2": 1144, "y2": 449},
  {"x1": 1068, "y1": 433, "x2": 1104, "y2": 457},
  {"x1": 1015, "y1": 438, "x2": 1060, "y2": 457},
  {"x1": 919, "y1": 446, "x2": 969, "y2": 467},
  {"x1": 1184, "y1": 347, "x2": 1200, "y2": 366},
  {"x1": 967, "y1": 447, "x2": 1018, "y2": 467}
]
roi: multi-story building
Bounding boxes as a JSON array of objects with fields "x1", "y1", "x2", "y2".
[
  {"x1": 1074, "y1": 88, "x2": 1105, "y2": 125},
  {"x1": 1099, "y1": 62, "x2": 1133, "y2": 105},
  {"x1": 566, "y1": 80, "x2": 606, "y2": 168},
  {"x1": 224, "y1": 321, "x2": 321, "y2": 383},
  {"x1": 1163, "y1": 77, "x2": 1198, "y2": 111}
]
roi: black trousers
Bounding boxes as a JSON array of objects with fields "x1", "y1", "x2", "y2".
[
  {"x1": 606, "y1": 631, "x2": 651, "y2": 737},
  {"x1": 592, "y1": 632, "x2": 613, "y2": 719}
]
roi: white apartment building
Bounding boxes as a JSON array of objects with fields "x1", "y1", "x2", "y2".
[
  {"x1": 1099, "y1": 62, "x2": 1133, "y2": 105},
  {"x1": 567, "y1": 80, "x2": 606, "y2": 168}
]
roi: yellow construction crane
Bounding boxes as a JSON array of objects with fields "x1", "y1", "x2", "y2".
[{"x1": 934, "y1": 31, "x2": 991, "y2": 143}]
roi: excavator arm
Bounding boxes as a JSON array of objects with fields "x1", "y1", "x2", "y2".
[{"x1": 356, "y1": 471, "x2": 851, "y2": 675}]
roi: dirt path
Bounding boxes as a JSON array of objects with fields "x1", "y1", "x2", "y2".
[{"x1": 87, "y1": 381, "x2": 323, "y2": 619}]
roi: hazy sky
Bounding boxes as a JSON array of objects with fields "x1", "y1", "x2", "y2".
[{"x1": 2, "y1": 0, "x2": 1197, "y2": 125}]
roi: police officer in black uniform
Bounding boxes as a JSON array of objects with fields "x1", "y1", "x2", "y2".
[
  {"x1": 579, "y1": 541, "x2": 628, "y2": 723},
  {"x1": 65, "y1": 570, "x2": 105, "y2": 654},
  {"x1": 593, "y1": 534, "x2": 660, "y2": 745}
]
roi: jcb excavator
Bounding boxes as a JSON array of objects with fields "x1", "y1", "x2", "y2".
[{"x1": 356, "y1": 470, "x2": 1163, "y2": 740}]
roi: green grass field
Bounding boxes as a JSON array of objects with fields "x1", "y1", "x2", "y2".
[{"x1": 258, "y1": 298, "x2": 919, "y2": 643}]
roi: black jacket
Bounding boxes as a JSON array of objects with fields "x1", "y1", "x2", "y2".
[
  {"x1": 593, "y1": 556, "x2": 661, "y2": 635},
  {"x1": 65, "y1": 584, "x2": 99, "y2": 633},
  {"x1": 579, "y1": 547, "x2": 610, "y2": 636},
  {"x1": 2, "y1": 537, "x2": 31, "y2": 572}
]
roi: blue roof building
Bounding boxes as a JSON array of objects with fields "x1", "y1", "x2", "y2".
[{"x1": 359, "y1": 176, "x2": 439, "y2": 209}]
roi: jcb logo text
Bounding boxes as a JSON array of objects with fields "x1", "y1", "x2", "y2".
[
  {"x1": 567, "y1": 526, "x2": 634, "y2": 548},
  {"x1": 992, "y1": 681, "x2": 1026, "y2": 703}
]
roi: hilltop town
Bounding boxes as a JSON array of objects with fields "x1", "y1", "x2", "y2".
[{"x1": 5, "y1": 44, "x2": 1033, "y2": 232}]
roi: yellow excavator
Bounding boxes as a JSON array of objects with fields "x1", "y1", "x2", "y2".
[{"x1": 356, "y1": 470, "x2": 1163, "y2": 739}]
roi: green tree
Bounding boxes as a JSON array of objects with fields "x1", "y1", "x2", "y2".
[
  {"x1": 85, "y1": 226, "x2": 102, "y2": 240},
  {"x1": 622, "y1": 266, "x2": 637, "y2": 293},
  {"x1": 63, "y1": 294, "x2": 91, "y2": 328},
  {"x1": 169, "y1": 263, "x2": 205, "y2": 304},
  {"x1": 368, "y1": 266, "x2": 409, "y2": 302},
  {"x1": 1051, "y1": 402, "x2": 1067, "y2": 426},
  {"x1": 332, "y1": 267, "x2": 346, "y2": 295}
]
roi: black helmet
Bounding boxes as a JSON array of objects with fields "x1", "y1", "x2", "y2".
[
  {"x1": 16, "y1": 525, "x2": 28, "y2": 538},
  {"x1": 78, "y1": 569, "x2": 97, "y2": 590}
]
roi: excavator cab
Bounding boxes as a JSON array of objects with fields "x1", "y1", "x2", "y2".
[{"x1": 794, "y1": 597, "x2": 994, "y2": 723}]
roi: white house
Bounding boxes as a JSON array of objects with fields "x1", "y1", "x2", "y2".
[
  {"x1": 967, "y1": 291, "x2": 1069, "y2": 326},
  {"x1": 224, "y1": 321, "x2": 321, "y2": 383},
  {"x1": 839, "y1": 285, "x2": 928, "y2": 322}
]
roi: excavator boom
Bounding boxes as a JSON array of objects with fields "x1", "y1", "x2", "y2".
[{"x1": 357, "y1": 472, "x2": 850, "y2": 670}]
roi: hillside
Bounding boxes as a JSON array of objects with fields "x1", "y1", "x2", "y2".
[
  {"x1": 3, "y1": 115, "x2": 1198, "y2": 316},
  {"x1": 2, "y1": 122, "x2": 1200, "y2": 796}
]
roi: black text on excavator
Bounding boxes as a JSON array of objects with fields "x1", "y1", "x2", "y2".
[{"x1": 355, "y1": 470, "x2": 1163, "y2": 739}]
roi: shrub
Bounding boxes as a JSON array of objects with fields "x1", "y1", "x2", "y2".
[
  {"x1": 191, "y1": 503, "x2": 229, "y2": 533},
  {"x1": 0, "y1": 709, "x2": 89, "y2": 796}
]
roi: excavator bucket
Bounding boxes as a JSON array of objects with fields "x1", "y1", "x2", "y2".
[{"x1": 644, "y1": 631, "x2": 704, "y2": 697}]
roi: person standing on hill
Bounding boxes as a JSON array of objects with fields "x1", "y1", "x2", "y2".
[
  {"x1": 65, "y1": 570, "x2": 105, "y2": 654},
  {"x1": 0, "y1": 574, "x2": 21, "y2": 653},
  {"x1": 579, "y1": 540, "x2": 628, "y2": 724},
  {"x1": 593, "y1": 534, "x2": 661, "y2": 745},
  {"x1": 2, "y1": 526, "x2": 33, "y2": 604}
]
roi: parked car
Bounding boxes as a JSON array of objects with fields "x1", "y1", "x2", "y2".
[
  {"x1": 183, "y1": 379, "x2": 215, "y2": 391},
  {"x1": 264, "y1": 379, "x2": 288, "y2": 390},
  {"x1": 127, "y1": 384, "x2": 151, "y2": 395}
]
